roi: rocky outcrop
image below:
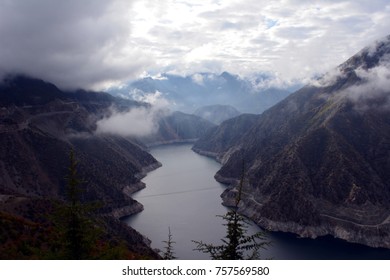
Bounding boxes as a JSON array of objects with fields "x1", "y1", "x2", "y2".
[
  {"x1": 110, "y1": 202, "x2": 144, "y2": 219},
  {"x1": 134, "y1": 162, "x2": 163, "y2": 180}
]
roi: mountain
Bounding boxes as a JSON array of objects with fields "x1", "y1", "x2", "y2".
[
  {"x1": 108, "y1": 72, "x2": 294, "y2": 114},
  {"x1": 139, "y1": 111, "x2": 216, "y2": 146},
  {"x1": 193, "y1": 113, "x2": 258, "y2": 161},
  {"x1": 193, "y1": 104, "x2": 241, "y2": 125},
  {"x1": 0, "y1": 75, "x2": 160, "y2": 258},
  {"x1": 193, "y1": 36, "x2": 390, "y2": 248}
]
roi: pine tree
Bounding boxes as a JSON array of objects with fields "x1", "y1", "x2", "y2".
[
  {"x1": 63, "y1": 149, "x2": 98, "y2": 259},
  {"x1": 192, "y1": 163, "x2": 270, "y2": 260},
  {"x1": 161, "y1": 227, "x2": 176, "y2": 260},
  {"x1": 48, "y1": 149, "x2": 101, "y2": 259}
]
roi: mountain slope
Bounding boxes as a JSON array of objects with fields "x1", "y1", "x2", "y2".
[
  {"x1": 192, "y1": 113, "x2": 258, "y2": 162},
  {"x1": 0, "y1": 75, "x2": 160, "y2": 258},
  {"x1": 194, "y1": 35, "x2": 390, "y2": 248},
  {"x1": 194, "y1": 104, "x2": 241, "y2": 125},
  {"x1": 140, "y1": 111, "x2": 216, "y2": 146}
]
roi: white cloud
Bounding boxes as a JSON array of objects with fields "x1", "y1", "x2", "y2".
[
  {"x1": 0, "y1": 0, "x2": 154, "y2": 90},
  {"x1": 129, "y1": 0, "x2": 390, "y2": 82},
  {"x1": 1, "y1": 0, "x2": 390, "y2": 89},
  {"x1": 343, "y1": 63, "x2": 390, "y2": 110},
  {"x1": 95, "y1": 90, "x2": 171, "y2": 137},
  {"x1": 309, "y1": 67, "x2": 346, "y2": 88},
  {"x1": 191, "y1": 73, "x2": 205, "y2": 85},
  {"x1": 131, "y1": 90, "x2": 170, "y2": 109},
  {"x1": 95, "y1": 106, "x2": 159, "y2": 137}
]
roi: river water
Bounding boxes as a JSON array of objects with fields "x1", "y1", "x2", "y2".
[{"x1": 124, "y1": 144, "x2": 390, "y2": 260}]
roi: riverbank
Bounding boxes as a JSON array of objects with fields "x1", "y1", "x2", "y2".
[
  {"x1": 194, "y1": 146, "x2": 390, "y2": 252},
  {"x1": 110, "y1": 162, "x2": 163, "y2": 220},
  {"x1": 219, "y1": 173, "x2": 390, "y2": 250},
  {"x1": 125, "y1": 144, "x2": 390, "y2": 259}
]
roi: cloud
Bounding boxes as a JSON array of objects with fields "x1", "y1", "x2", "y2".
[
  {"x1": 309, "y1": 67, "x2": 346, "y2": 88},
  {"x1": 1, "y1": 0, "x2": 390, "y2": 90},
  {"x1": 129, "y1": 0, "x2": 390, "y2": 82},
  {"x1": 95, "y1": 106, "x2": 159, "y2": 137},
  {"x1": 191, "y1": 73, "x2": 205, "y2": 86},
  {"x1": 343, "y1": 63, "x2": 390, "y2": 110},
  {"x1": 130, "y1": 90, "x2": 170, "y2": 109},
  {"x1": 0, "y1": 0, "x2": 154, "y2": 90},
  {"x1": 95, "y1": 91, "x2": 170, "y2": 137}
]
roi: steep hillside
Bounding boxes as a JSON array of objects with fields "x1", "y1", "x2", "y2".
[
  {"x1": 0, "y1": 75, "x2": 161, "y2": 258},
  {"x1": 192, "y1": 113, "x2": 258, "y2": 162},
  {"x1": 140, "y1": 111, "x2": 216, "y2": 147},
  {"x1": 194, "y1": 36, "x2": 390, "y2": 248}
]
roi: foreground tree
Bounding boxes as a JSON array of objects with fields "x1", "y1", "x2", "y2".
[
  {"x1": 51, "y1": 149, "x2": 100, "y2": 259},
  {"x1": 193, "y1": 164, "x2": 270, "y2": 260},
  {"x1": 161, "y1": 227, "x2": 176, "y2": 260},
  {"x1": 50, "y1": 149, "x2": 132, "y2": 259}
]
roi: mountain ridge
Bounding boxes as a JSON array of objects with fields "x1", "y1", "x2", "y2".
[
  {"x1": 193, "y1": 35, "x2": 390, "y2": 248},
  {"x1": 109, "y1": 72, "x2": 294, "y2": 114}
]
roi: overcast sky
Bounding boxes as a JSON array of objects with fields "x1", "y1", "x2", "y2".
[{"x1": 0, "y1": 0, "x2": 389, "y2": 89}]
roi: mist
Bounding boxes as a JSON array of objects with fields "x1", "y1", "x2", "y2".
[
  {"x1": 95, "y1": 107, "x2": 157, "y2": 137},
  {"x1": 344, "y1": 62, "x2": 390, "y2": 111},
  {"x1": 95, "y1": 91, "x2": 170, "y2": 137}
]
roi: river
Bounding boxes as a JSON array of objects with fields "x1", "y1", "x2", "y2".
[{"x1": 124, "y1": 144, "x2": 390, "y2": 260}]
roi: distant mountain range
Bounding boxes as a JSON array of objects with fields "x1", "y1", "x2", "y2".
[
  {"x1": 193, "y1": 35, "x2": 390, "y2": 248},
  {"x1": 108, "y1": 72, "x2": 296, "y2": 114}
]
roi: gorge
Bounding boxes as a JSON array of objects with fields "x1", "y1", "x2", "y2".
[{"x1": 125, "y1": 144, "x2": 390, "y2": 259}]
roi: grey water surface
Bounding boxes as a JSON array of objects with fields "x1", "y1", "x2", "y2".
[{"x1": 124, "y1": 144, "x2": 390, "y2": 260}]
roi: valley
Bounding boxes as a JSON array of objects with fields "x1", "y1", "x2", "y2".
[{"x1": 1, "y1": 35, "x2": 390, "y2": 259}]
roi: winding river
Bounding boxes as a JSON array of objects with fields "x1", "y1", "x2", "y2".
[{"x1": 124, "y1": 144, "x2": 390, "y2": 260}]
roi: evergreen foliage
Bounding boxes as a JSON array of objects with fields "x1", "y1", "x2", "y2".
[
  {"x1": 49, "y1": 149, "x2": 99, "y2": 259},
  {"x1": 161, "y1": 227, "x2": 176, "y2": 260},
  {"x1": 48, "y1": 149, "x2": 135, "y2": 259},
  {"x1": 193, "y1": 163, "x2": 270, "y2": 260}
]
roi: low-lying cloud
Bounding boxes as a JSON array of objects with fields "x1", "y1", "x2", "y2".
[
  {"x1": 344, "y1": 63, "x2": 390, "y2": 111},
  {"x1": 95, "y1": 106, "x2": 159, "y2": 137},
  {"x1": 95, "y1": 91, "x2": 170, "y2": 137}
]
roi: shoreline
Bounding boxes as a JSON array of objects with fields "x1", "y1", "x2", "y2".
[
  {"x1": 113, "y1": 141, "x2": 199, "y2": 220},
  {"x1": 193, "y1": 146, "x2": 390, "y2": 250},
  {"x1": 219, "y1": 179, "x2": 390, "y2": 250},
  {"x1": 110, "y1": 162, "x2": 162, "y2": 220}
]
